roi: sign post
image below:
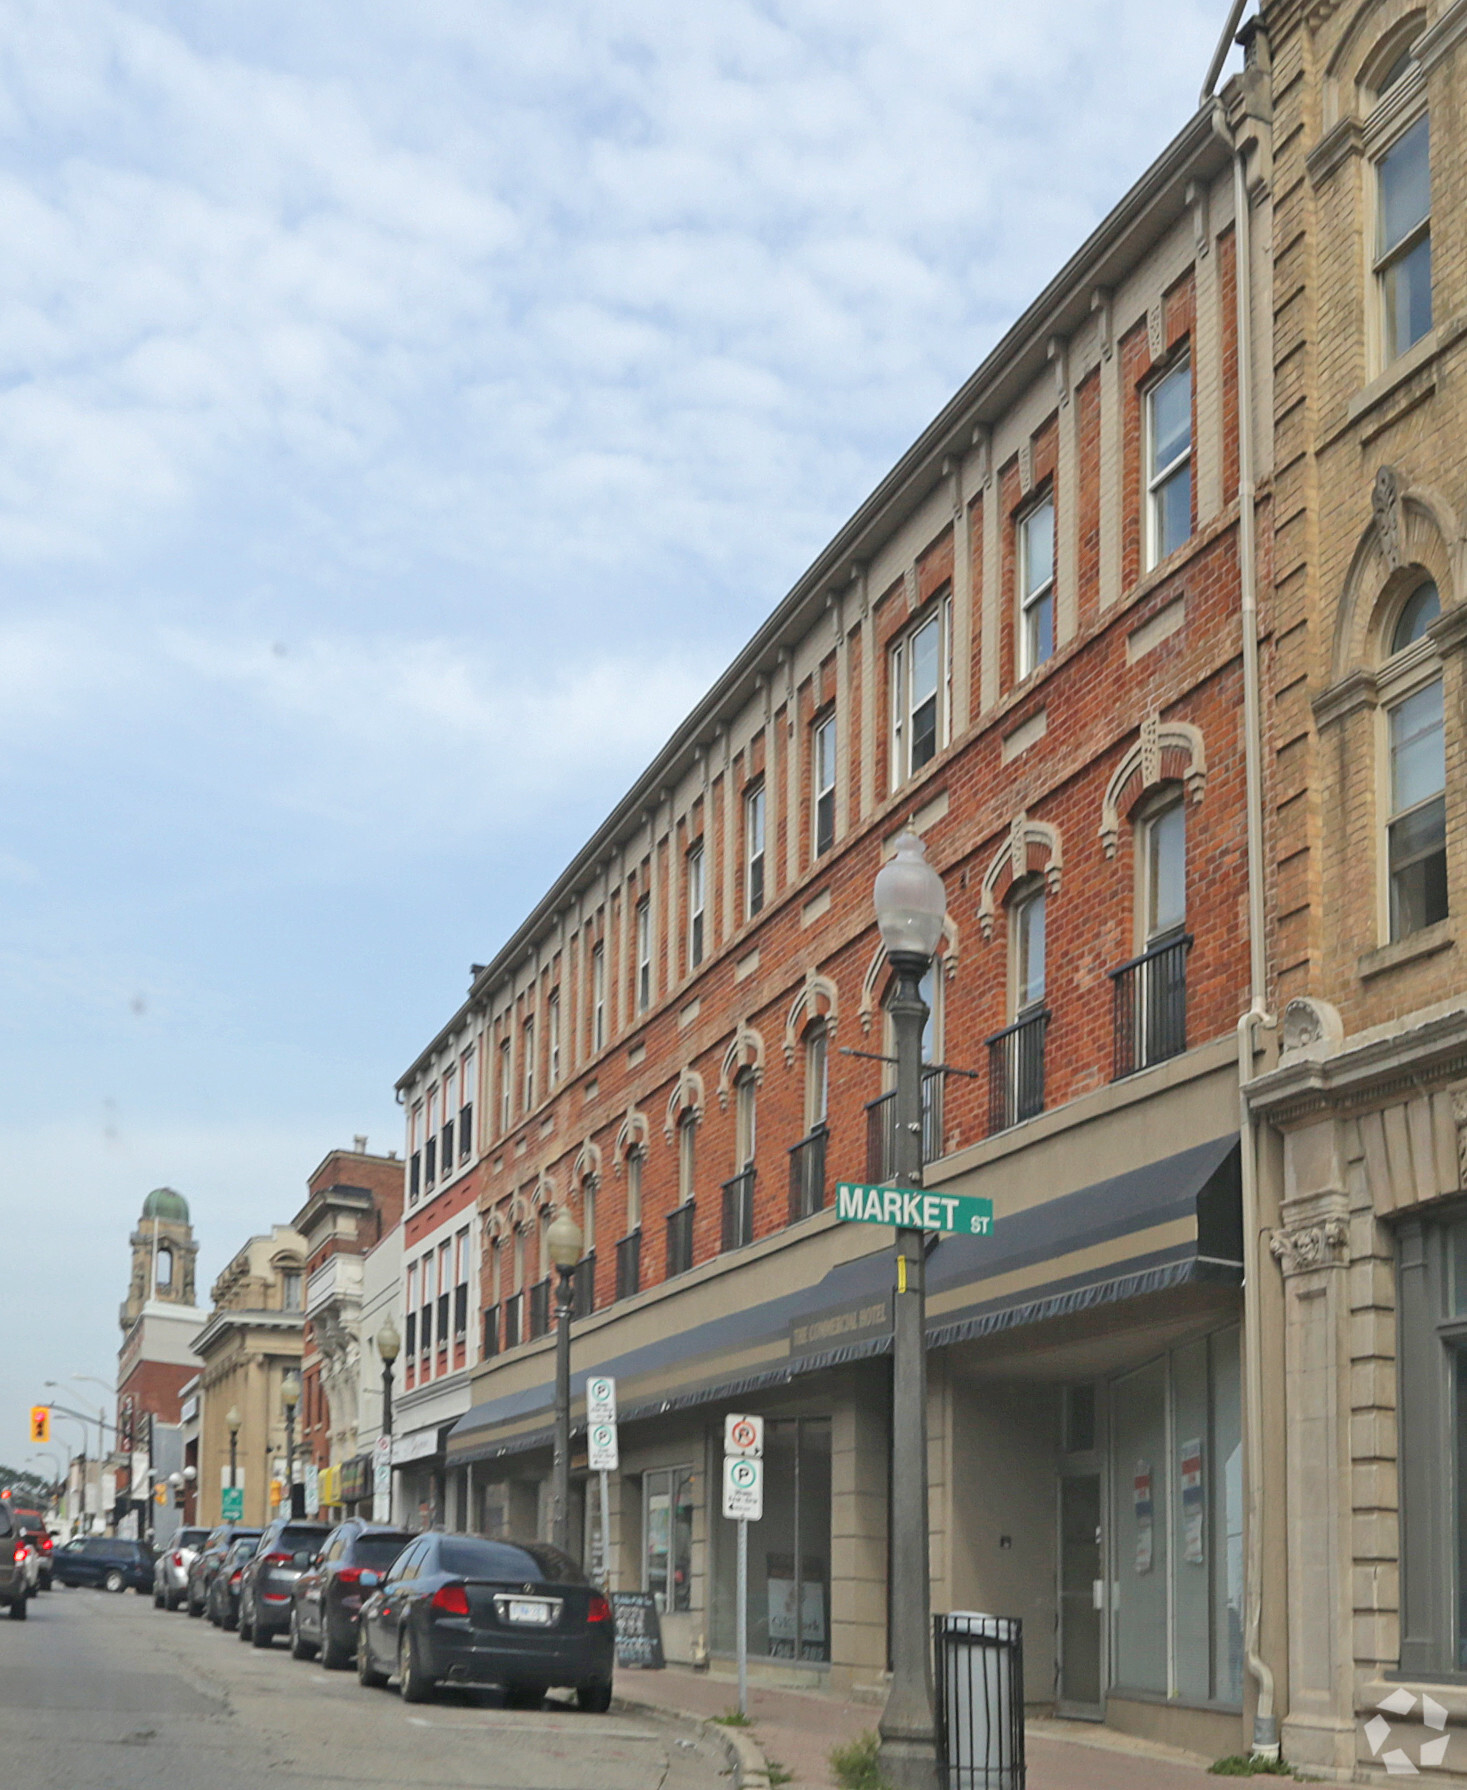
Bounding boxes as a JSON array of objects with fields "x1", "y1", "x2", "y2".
[
  {"x1": 723, "y1": 1414, "x2": 765, "y2": 1719},
  {"x1": 586, "y1": 1376, "x2": 618, "y2": 1590}
]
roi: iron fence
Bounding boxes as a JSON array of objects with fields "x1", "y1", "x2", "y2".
[{"x1": 1109, "y1": 931, "x2": 1192, "y2": 1078}]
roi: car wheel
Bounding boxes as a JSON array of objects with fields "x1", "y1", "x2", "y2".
[
  {"x1": 576, "y1": 1679, "x2": 613, "y2": 1714},
  {"x1": 153, "y1": 1588, "x2": 165, "y2": 1608},
  {"x1": 165, "y1": 1588, "x2": 180, "y2": 1612},
  {"x1": 289, "y1": 1606, "x2": 315, "y2": 1661},
  {"x1": 103, "y1": 1569, "x2": 126, "y2": 1594},
  {"x1": 357, "y1": 1626, "x2": 388, "y2": 1689},
  {"x1": 251, "y1": 1609, "x2": 273, "y2": 1648},
  {"x1": 8, "y1": 1596, "x2": 27, "y2": 1622},
  {"x1": 187, "y1": 1591, "x2": 203, "y2": 1618},
  {"x1": 237, "y1": 1597, "x2": 254, "y2": 1642},
  {"x1": 504, "y1": 1682, "x2": 544, "y2": 1710},
  {"x1": 320, "y1": 1619, "x2": 352, "y2": 1671},
  {"x1": 398, "y1": 1628, "x2": 434, "y2": 1704}
]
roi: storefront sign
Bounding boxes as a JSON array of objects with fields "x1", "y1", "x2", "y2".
[
  {"x1": 391, "y1": 1428, "x2": 440, "y2": 1466},
  {"x1": 789, "y1": 1295, "x2": 891, "y2": 1358},
  {"x1": 1180, "y1": 1438, "x2": 1205, "y2": 1564},
  {"x1": 339, "y1": 1455, "x2": 368, "y2": 1504},
  {"x1": 611, "y1": 1591, "x2": 665, "y2": 1669},
  {"x1": 835, "y1": 1183, "x2": 993, "y2": 1236},
  {"x1": 1133, "y1": 1462, "x2": 1154, "y2": 1574}
]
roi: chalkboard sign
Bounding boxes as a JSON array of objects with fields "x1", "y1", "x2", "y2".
[{"x1": 611, "y1": 1591, "x2": 665, "y2": 1669}]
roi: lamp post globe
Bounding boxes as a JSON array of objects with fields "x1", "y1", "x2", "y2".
[
  {"x1": 547, "y1": 1209, "x2": 583, "y2": 1272},
  {"x1": 873, "y1": 832, "x2": 947, "y2": 967},
  {"x1": 548, "y1": 1207, "x2": 584, "y2": 1557},
  {"x1": 377, "y1": 1317, "x2": 400, "y2": 1441}
]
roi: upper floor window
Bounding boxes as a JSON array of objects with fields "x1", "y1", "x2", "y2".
[
  {"x1": 1012, "y1": 882, "x2": 1047, "y2": 1014},
  {"x1": 891, "y1": 600, "x2": 951, "y2": 785},
  {"x1": 591, "y1": 941, "x2": 606, "y2": 1052},
  {"x1": 1146, "y1": 360, "x2": 1192, "y2": 567},
  {"x1": 547, "y1": 992, "x2": 561, "y2": 1088},
  {"x1": 636, "y1": 897, "x2": 652, "y2": 1011},
  {"x1": 1142, "y1": 796, "x2": 1187, "y2": 944},
  {"x1": 1019, "y1": 498, "x2": 1055, "y2": 678},
  {"x1": 745, "y1": 783, "x2": 766, "y2": 918},
  {"x1": 498, "y1": 1039, "x2": 511, "y2": 1135},
  {"x1": 1392, "y1": 578, "x2": 1440, "y2": 653},
  {"x1": 625, "y1": 1146, "x2": 643, "y2": 1232},
  {"x1": 735, "y1": 1070, "x2": 757, "y2": 1170},
  {"x1": 687, "y1": 844, "x2": 705, "y2": 971},
  {"x1": 1378, "y1": 113, "x2": 1432, "y2": 362},
  {"x1": 677, "y1": 1110, "x2": 697, "y2": 1206},
  {"x1": 282, "y1": 1269, "x2": 302, "y2": 1312},
  {"x1": 1388, "y1": 676, "x2": 1447, "y2": 939},
  {"x1": 805, "y1": 1021, "x2": 829, "y2": 1132},
  {"x1": 813, "y1": 712, "x2": 836, "y2": 855},
  {"x1": 522, "y1": 1019, "x2": 535, "y2": 1112}
]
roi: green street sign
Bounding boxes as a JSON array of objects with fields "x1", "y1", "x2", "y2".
[
  {"x1": 835, "y1": 1182, "x2": 994, "y2": 1236},
  {"x1": 221, "y1": 1486, "x2": 244, "y2": 1521}
]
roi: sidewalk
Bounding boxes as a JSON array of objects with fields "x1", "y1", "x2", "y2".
[{"x1": 617, "y1": 1665, "x2": 1220, "y2": 1790}]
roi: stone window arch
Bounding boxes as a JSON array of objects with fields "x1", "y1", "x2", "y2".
[
  {"x1": 978, "y1": 814, "x2": 1063, "y2": 941},
  {"x1": 1099, "y1": 715, "x2": 1207, "y2": 860},
  {"x1": 717, "y1": 1023, "x2": 765, "y2": 1110},
  {"x1": 783, "y1": 972, "x2": 839, "y2": 1066},
  {"x1": 858, "y1": 918, "x2": 959, "y2": 1033}
]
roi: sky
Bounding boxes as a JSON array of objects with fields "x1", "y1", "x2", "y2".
[{"x1": 0, "y1": 0, "x2": 1240, "y2": 1470}]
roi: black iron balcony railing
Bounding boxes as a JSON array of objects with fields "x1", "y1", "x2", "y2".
[
  {"x1": 459, "y1": 1102, "x2": 473, "y2": 1161},
  {"x1": 865, "y1": 1068, "x2": 944, "y2": 1181},
  {"x1": 721, "y1": 1168, "x2": 756, "y2": 1252},
  {"x1": 482, "y1": 1304, "x2": 499, "y2": 1358},
  {"x1": 788, "y1": 1125, "x2": 828, "y2": 1222},
  {"x1": 572, "y1": 1253, "x2": 596, "y2": 1320},
  {"x1": 528, "y1": 1276, "x2": 551, "y2": 1340},
  {"x1": 502, "y1": 1290, "x2": 522, "y2": 1351},
  {"x1": 1110, "y1": 931, "x2": 1193, "y2": 1079},
  {"x1": 615, "y1": 1230, "x2": 641, "y2": 1302},
  {"x1": 986, "y1": 1008, "x2": 1049, "y2": 1134},
  {"x1": 666, "y1": 1201, "x2": 696, "y2": 1278}
]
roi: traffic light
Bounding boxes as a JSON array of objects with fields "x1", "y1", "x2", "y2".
[{"x1": 29, "y1": 1406, "x2": 50, "y2": 1444}]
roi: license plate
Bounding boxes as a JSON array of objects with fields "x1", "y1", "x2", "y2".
[{"x1": 507, "y1": 1599, "x2": 552, "y2": 1625}]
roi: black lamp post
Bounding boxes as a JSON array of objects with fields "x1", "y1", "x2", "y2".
[
  {"x1": 873, "y1": 832, "x2": 947, "y2": 1790},
  {"x1": 281, "y1": 1372, "x2": 302, "y2": 1518},
  {"x1": 226, "y1": 1406, "x2": 241, "y2": 1493},
  {"x1": 546, "y1": 1208, "x2": 584, "y2": 1556}
]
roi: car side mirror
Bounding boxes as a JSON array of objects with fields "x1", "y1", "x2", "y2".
[{"x1": 359, "y1": 1569, "x2": 380, "y2": 1589}]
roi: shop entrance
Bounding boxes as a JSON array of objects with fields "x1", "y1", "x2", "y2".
[{"x1": 1057, "y1": 1473, "x2": 1104, "y2": 1714}]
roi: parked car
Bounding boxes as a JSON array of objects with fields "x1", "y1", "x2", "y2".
[
  {"x1": 356, "y1": 1532, "x2": 614, "y2": 1710},
  {"x1": 208, "y1": 1535, "x2": 263, "y2": 1631},
  {"x1": 289, "y1": 1521, "x2": 411, "y2": 1669},
  {"x1": 0, "y1": 1503, "x2": 28, "y2": 1619},
  {"x1": 237, "y1": 1518, "x2": 331, "y2": 1648},
  {"x1": 51, "y1": 1536, "x2": 153, "y2": 1593},
  {"x1": 153, "y1": 1526, "x2": 210, "y2": 1610},
  {"x1": 11, "y1": 1512, "x2": 54, "y2": 1591},
  {"x1": 185, "y1": 1525, "x2": 260, "y2": 1618}
]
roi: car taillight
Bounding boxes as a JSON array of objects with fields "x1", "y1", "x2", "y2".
[
  {"x1": 263, "y1": 1551, "x2": 293, "y2": 1566},
  {"x1": 13, "y1": 1545, "x2": 28, "y2": 1565},
  {"x1": 430, "y1": 1582, "x2": 469, "y2": 1617},
  {"x1": 337, "y1": 1567, "x2": 363, "y2": 1587},
  {"x1": 38, "y1": 1536, "x2": 52, "y2": 1553},
  {"x1": 171, "y1": 1552, "x2": 184, "y2": 1568},
  {"x1": 587, "y1": 1592, "x2": 611, "y2": 1624},
  {"x1": 230, "y1": 1569, "x2": 243, "y2": 1585}
]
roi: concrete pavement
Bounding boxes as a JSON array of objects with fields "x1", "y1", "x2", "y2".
[{"x1": 0, "y1": 1584, "x2": 730, "y2": 1790}]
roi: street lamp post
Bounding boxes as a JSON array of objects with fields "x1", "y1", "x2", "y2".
[
  {"x1": 546, "y1": 1208, "x2": 584, "y2": 1557},
  {"x1": 873, "y1": 833, "x2": 947, "y2": 1790},
  {"x1": 377, "y1": 1318, "x2": 400, "y2": 1440},
  {"x1": 281, "y1": 1373, "x2": 302, "y2": 1518},
  {"x1": 226, "y1": 1406, "x2": 241, "y2": 1500}
]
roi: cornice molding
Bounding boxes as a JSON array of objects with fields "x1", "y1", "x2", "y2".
[{"x1": 1247, "y1": 1003, "x2": 1467, "y2": 1126}]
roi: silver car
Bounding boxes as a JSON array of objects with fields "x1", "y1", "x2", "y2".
[{"x1": 153, "y1": 1526, "x2": 210, "y2": 1611}]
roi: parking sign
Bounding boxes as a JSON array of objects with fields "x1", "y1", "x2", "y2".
[
  {"x1": 724, "y1": 1413, "x2": 764, "y2": 1458},
  {"x1": 586, "y1": 1376, "x2": 617, "y2": 1424},
  {"x1": 588, "y1": 1420, "x2": 619, "y2": 1471},
  {"x1": 723, "y1": 1455, "x2": 763, "y2": 1522}
]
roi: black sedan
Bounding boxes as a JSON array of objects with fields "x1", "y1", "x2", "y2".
[
  {"x1": 289, "y1": 1520, "x2": 412, "y2": 1669},
  {"x1": 186, "y1": 1524, "x2": 261, "y2": 1618},
  {"x1": 356, "y1": 1532, "x2": 614, "y2": 1710},
  {"x1": 208, "y1": 1535, "x2": 263, "y2": 1630}
]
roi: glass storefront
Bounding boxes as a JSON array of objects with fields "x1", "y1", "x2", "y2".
[
  {"x1": 1109, "y1": 1325, "x2": 1242, "y2": 1706},
  {"x1": 644, "y1": 1466, "x2": 695, "y2": 1613},
  {"x1": 712, "y1": 1416, "x2": 831, "y2": 1664}
]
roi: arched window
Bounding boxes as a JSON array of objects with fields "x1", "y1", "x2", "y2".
[
  {"x1": 616, "y1": 1149, "x2": 644, "y2": 1301},
  {"x1": 1391, "y1": 577, "x2": 1440, "y2": 653},
  {"x1": 805, "y1": 1020, "x2": 829, "y2": 1134},
  {"x1": 791, "y1": 1022, "x2": 829, "y2": 1221},
  {"x1": 156, "y1": 1245, "x2": 173, "y2": 1292},
  {"x1": 1113, "y1": 788, "x2": 1191, "y2": 1076},
  {"x1": 989, "y1": 879, "x2": 1048, "y2": 1133}
]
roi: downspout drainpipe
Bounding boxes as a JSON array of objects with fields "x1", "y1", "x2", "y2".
[{"x1": 1212, "y1": 93, "x2": 1280, "y2": 1760}]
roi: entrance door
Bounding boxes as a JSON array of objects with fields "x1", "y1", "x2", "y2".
[{"x1": 1057, "y1": 1474, "x2": 1104, "y2": 1716}]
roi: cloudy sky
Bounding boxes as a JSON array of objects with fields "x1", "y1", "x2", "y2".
[{"x1": 0, "y1": 0, "x2": 1238, "y2": 1468}]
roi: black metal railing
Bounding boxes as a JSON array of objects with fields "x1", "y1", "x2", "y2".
[
  {"x1": 721, "y1": 1168, "x2": 756, "y2": 1252},
  {"x1": 666, "y1": 1202, "x2": 695, "y2": 1278},
  {"x1": 440, "y1": 1118, "x2": 454, "y2": 1172},
  {"x1": 528, "y1": 1276, "x2": 551, "y2": 1339},
  {"x1": 482, "y1": 1304, "x2": 499, "y2": 1358},
  {"x1": 572, "y1": 1253, "x2": 596, "y2": 1319},
  {"x1": 788, "y1": 1126, "x2": 828, "y2": 1222},
  {"x1": 454, "y1": 1283, "x2": 468, "y2": 1338},
  {"x1": 459, "y1": 1102, "x2": 473, "y2": 1161},
  {"x1": 615, "y1": 1231, "x2": 641, "y2": 1301},
  {"x1": 424, "y1": 1137, "x2": 437, "y2": 1188},
  {"x1": 865, "y1": 1068, "x2": 944, "y2": 1181},
  {"x1": 409, "y1": 1151, "x2": 421, "y2": 1201},
  {"x1": 1110, "y1": 931, "x2": 1192, "y2": 1079},
  {"x1": 502, "y1": 1291, "x2": 522, "y2": 1350},
  {"x1": 986, "y1": 1008, "x2": 1049, "y2": 1134},
  {"x1": 934, "y1": 1612, "x2": 1025, "y2": 1790}
]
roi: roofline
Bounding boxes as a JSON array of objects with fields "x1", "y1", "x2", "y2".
[{"x1": 395, "y1": 102, "x2": 1227, "y2": 1093}]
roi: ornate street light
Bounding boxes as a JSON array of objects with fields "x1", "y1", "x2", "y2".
[
  {"x1": 546, "y1": 1208, "x2": 584, "y2": 1556},
  {"x1": 376, "y1": 1317, "x2": 401, "y2": 1439},
  {"x1": 225, "y1": 1406, "x2": 242, "y2": 1492},
  {"x1": 281, "y1": 1373, "x2": 302, "y2": 1518}
]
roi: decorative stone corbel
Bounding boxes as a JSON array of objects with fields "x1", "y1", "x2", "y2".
[
  {"x1": 1372, "y1": 465, "x2": 1406, "y2": 571},
  {"x1": 1269, "y1": 1217, "x2": 1349, "y2": 1276}
]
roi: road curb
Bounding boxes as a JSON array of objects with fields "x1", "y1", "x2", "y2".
[{"x1": 615, "y1": 1691, "x2": 773, "y2": 1789}]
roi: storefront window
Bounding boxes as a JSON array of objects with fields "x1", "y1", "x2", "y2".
[
  {"x1": 711, "y1": 1416, "x2": 831, "y2": 1664},
  {"x1": 1109, "y1": 1326, "x2": 1241, "y2": 1706},
  {"x1": 644, "y1": 1467, "x2": 694, "y2": 1614}
]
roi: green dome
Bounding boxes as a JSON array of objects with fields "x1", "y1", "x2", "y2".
[{"x1": 141, "y1": 1187, "x2": 189, "y2": 1224}]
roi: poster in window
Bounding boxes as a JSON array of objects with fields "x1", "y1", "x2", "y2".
[
  {"x1": 1133, "y1": 1462, "x2": 1154, "y2": 1574},
  {"x1": 1180, "y1": 1437, "x2": 1205, "y2": 1565},
  {"x1": 765, "y1": 1554, "x2": 828, "y2": 1659}
]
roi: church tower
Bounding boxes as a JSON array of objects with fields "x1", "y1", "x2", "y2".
[{"x1": 120, "y1": 1187, "x2": 199, "y2": 1330}]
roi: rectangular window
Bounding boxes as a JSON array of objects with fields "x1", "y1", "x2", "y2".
[
  {"x1": 498, "y1": 1040, "x2": 512, "y2": 1135},
  {"x1": 282, "y1": 1270, "x2": 302, "y2": 1312},
  {"x1": 813, "y1": 712, "x2": 836, "y2": 855},
  {"x1": 1389, "y1": 677, "x2": 1448, "y2": 939},
  {"x1": 1378, "y1": 114, "x2": 1432, "y2": 362},
  {"x1": 522, "y1": 1020, "x2": 535, "y2": 1112},
  {"x1": 1143, "y1": 800, "x2": 1187, "y2": 941},
  {"x1": 591, "y1": 941, "x2": 606, "y2": 1052},
  {"x1": 626, "y1": 1147, "x2": 643, "y2": 1232},
  {"x1": 1147, "y1": 360, "x2": 1192, "y2": 566},
  {"x1": 1019, "y1": 498, "x2": 1055, "y2": 677},
  {"x1": 643, "y1": 1466, "x2": 695, "y2": 1614},
  {"x1": 1015, "y1": 886, "x2": 1046, "y2": 1013},
  {"x1": 687, "y1": 845, "x2": 705, "y2": 971},
  {"x1": 806, "y1": 1024, "x2": 828, "y2": 1130},
  {"x1": 459, "y1": 1048, "x2": 474, "y2": 1160},
  {"x1": 635, "y1": 898, "x2": 652, "y2": 1011},
  {"x1": 547, "y1": 992, "x2": 561, "y2": 1087},
  {"x1": 678, "y1": 1114, "x2": 696, "y2": 1206},
  {"x1": 890, "y1": 607, "x2": 947, "y2": 786},
  {"x1": 745, "y1": 784, "x2": 766, "y2": 918}
]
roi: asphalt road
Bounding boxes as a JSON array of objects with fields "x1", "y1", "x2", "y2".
[{"x1": 0, "y1": 1583, "x2": 732, "y2": 1790}]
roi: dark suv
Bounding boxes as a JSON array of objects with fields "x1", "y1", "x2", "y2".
[
  {"x1": 0, "y1": 1503, "x2": 28, "y2": 1619},
  {"x1": 52, "y1": 1536, "x2": 153, "y2": 1593},
  {"x1": 289, "y1": 1520, "x2": 412, "y2": 1668},
  {"x1": 238, "y1": 1518, "x2": 331, "y2": 1648},
  {"x1": 186, "y1": 1524, "x2": 261, "y2": 1618}
]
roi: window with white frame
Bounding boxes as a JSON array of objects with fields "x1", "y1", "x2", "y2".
[
  {"x1": 459, "y1": 1046, "x2": 475, "y2": 1161},
  {"x1": 498, "y1": 1039, "x2": 512, "y2": 1135},
  {"x1": 735, "y1": 1070, "x2": 756, "y2": 1170},
  {"x1": 547, "y1": 991, "x2": 561, "y2": 1087},
  {"x1": 1012, "y1": 882, "x2": 1047, "y2": 1015},
  {"x1": 635, "y1": 897, "x2": 652, "y2": 1010},
  {"x1": 1388, "y1": 675, "x2": 1447, "y2": 940},
  {"x1": 677, "y1": 1110, "x2": 697, "y2": 1206},
  {"x1": 745, "y1": 783, "x2": 766, "y2": 918},
  {"x1": 626, "y1": 1146, "x2": 643, "y2": 1232},
  {"x1": 591, "y1": 940, "x2": 606, "y2": 1052},
  {"x1": 1141, "y1": 797, "x2": 1187, "y2": 944},
  {"x1": 687, "y1": 844, "x2": 705, "y2": 971},
  {"x1": 1146, "y1": 359, "x2": 1192, "y2": 567},
  {"x1": 1377, "y1": 112, "x2": 1432, "y2": 363},
  {"x1": 425, "y1": 1083, "x2": 438, "y2": 1187},
  {"x1": 813, "y1": 711, "x2": 836, "y2": 855},
  {"x1": 1019, "y1": 497, "x2": 1055, "y2": 677},
  {"x1": 806, "y1": 1021, "x2": 829, "y2": 1132},
  {"x1": 522, "y1": 1019, "x2": 535, "y2": 1112},
  {"x1": 890, "y1": 599, "x2": 951, "y2": 786}
]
